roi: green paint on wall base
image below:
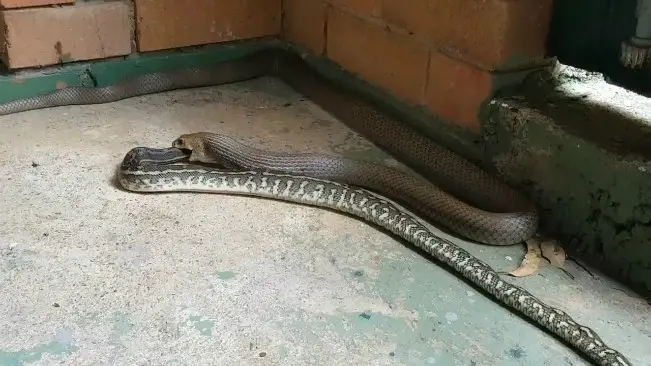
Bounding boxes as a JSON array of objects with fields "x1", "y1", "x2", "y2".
[{"x1": 0, "y1": 38, "x2": 280, "y2": 105}]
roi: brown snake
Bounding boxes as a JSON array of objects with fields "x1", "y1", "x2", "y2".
[
  {"x1": 0, "y1": 50, "x2": 535, "y2": 245},
  {"x1": 0, "y1": 49, "x2": 633, "y2": 365}
]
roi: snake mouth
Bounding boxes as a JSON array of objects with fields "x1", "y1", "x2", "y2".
[
  {"x1": 174, "y1": 146, "x2": 192, "y2": 155},
  {"x1": 171, "y1": 137, "x2": 185, "y2": 149},
  {"x1": 171, "y1": 138, "x2": 195, "y2": 158}
]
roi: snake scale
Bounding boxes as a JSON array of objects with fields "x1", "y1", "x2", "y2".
[{"x1": 0, "y1": 50, "x2": 632, "y2": 365}]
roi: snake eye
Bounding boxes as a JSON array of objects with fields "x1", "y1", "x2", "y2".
[{"x1": 174, "y1": 138, "x2": 184, "y2": 147}]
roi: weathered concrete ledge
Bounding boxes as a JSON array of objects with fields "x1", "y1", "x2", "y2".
[
  {"x1": 1, "y1": 38, "x2": 648, "y2": 293},
  {"x1": 485, "y1": 67, "x2": 651, "y2": 293}
]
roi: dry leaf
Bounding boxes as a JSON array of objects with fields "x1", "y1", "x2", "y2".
[
  {"x1": 540, "y1": 239, "x2": 566, "y2": 269},
  {"x1": 509, "y1": 238, "x2": 542, "y2": 277}
]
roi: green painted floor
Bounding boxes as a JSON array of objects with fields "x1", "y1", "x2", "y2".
[{"x1": 0, "y1": 76, "x2": 648, "y2": 365}]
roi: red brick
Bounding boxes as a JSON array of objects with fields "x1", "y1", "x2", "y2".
[
  {"x1": 0, "y1": 0, "x2": 73, "y2": 8},
  {"x1": 425, "y1": 51, "x2": 493, "y2": 131},
  {"x1": 135, "y1": 0, "x2": 281, "y2": 52},
  {"x1": 326, "y1": 7, "x2": 428, "y2": 104},
  {"x1": 281, "y1": 0, "x2": 327, "y2": 54},
  {"x1": 0, "y1": 1, "x2": 131, "y2": 69},
  {"x1": 327, "y1": 0, "x2": 381, "y2": 18},
  {"x1": 382, "y1": 0, "x2": 553, "y2": 70}
]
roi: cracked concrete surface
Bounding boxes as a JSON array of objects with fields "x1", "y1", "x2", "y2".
[{"x1": 0, "y1": 77, "x2": 649, "y2": 365}]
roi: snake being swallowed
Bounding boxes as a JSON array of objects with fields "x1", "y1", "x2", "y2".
[
  {"x1": 0, "y1": 51, "x2": 537, "y2": 246},
  {"x1": 117, "y1": 133, "x2": 632, "y2": 366},
  {"x1": 170, "y1": 132, "x2": 537, "y2": 246}
]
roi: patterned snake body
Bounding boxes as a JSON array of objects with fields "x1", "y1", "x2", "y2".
[
  {"x1": 118, "y1": 146, "x2": 631, "y2": 366},
  {"x1": 0, "y1": 50, "x2": 633, "y2": 364}
]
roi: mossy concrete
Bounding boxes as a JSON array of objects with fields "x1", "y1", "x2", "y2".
[
  {"x1": 484, "y1": 66, "x2": 651, "y2": 294},
  {"x1": 0, "y1": 38, "x2": 648, "y2": 293},
  {"x1": 487, "y1": 101, "x2": 651, "y2": 290}
]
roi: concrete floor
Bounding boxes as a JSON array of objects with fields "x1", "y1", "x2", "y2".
[{"x1": 0, "y1": 76, "x2": 648, "y2": 366}]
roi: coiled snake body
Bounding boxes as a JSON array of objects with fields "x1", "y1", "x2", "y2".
[{"x1": 0, "y1": 50, "x2": 632, "y2": 365}]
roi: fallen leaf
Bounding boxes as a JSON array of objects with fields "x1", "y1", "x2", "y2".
[
  {"x1": 540, "y1": 239, "x2": 566, "y2": 269},
  {"x1": 509, "y1": 238, "x2": 542, "y2": 277}
]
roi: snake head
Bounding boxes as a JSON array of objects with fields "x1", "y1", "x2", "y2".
[
  {"x1": 172, "y1": 134, "x2": 195, "y2": 150},
  {"x1": 172, "y1": 132, "x2": 212, "y2": 163}
]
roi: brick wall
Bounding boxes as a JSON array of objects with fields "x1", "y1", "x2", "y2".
[
  {"x1": 283, "y1": 0, "x2": 553, "y2": 131},
  {"x1": 0, "y1": 0, "x2": 552, "y2": 132},
  {"x1": 0, "y1": 0, "x2": 281, "y2": 68}
]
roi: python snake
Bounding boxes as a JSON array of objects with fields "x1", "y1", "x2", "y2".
[
  {"x1": 117, "y1": 143, "x2": 630, "y2": 366},
  {"x1": 0, "y1": 49, "x2": 632, "y2": 365}
]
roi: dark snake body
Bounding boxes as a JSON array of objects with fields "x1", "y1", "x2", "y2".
[
  {"x1": 175, "y1": 131, "x2": 536, "y2": 247},
  {"x1": 0, "y1": 50, "x2": 536, "y2": 245}
]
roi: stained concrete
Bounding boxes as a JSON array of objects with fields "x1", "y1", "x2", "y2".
[{"x1": 0, "y1": 77, "x2": 648, "y2": 365}]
